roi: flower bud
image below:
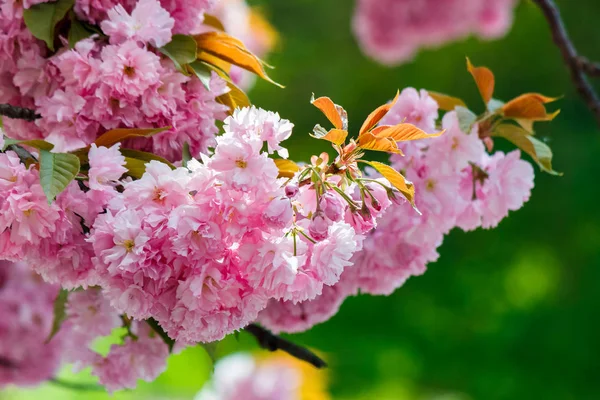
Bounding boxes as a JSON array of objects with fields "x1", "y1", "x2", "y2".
[
  {"x1": 285, "y1": 184, "x2": 299, "y2": 198},
  {"x1": 309, "y1": 211, "x2": 329, "y2": 241},
  {"x1": 321, "y1": 192, "x2": 343, "y2": 221}
]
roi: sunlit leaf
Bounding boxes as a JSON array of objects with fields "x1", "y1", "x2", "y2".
[
  {"x1": 466, "y1": 58, "x2": 495, "y2": 105},
  {"x1": 455, "y1": 106, "x2": 478, "y2": 133},
  {"x1": 274, "y1": 159, "x2": 300, "y2": 178},
  {"x1": 196, "y1": 52, "x2": 232, "y2": 74},
  {"x1": 23, "y1": 0, "x2": 74, "y2": 51},
  {"x1": 428, "y1": 91, "x2": 467, "y2": 111},
  {"x1": 357, "y1": 133, "x2": 402, "y2": 154},
  {"x1": 362, "y1": 160, "x2": 415, "y2": 207},
  {"x1": 358, "y1": 90, "x2": 399, "y2": 135},
  {"x1": 216, "y1": 81, "x2": 251, "y2": 113},
  {"x1": 493, "y1": 123, "x2": 561, "y2": 175},
  {"x1": 310, "y1": 95, "x2": 348, "y2": 130},
  {"x1": 39, "y1": 150, "x2": 80, "y2": 203},
  {"x1": 194, "y1": 31, "x2": 282, "y2": 87},
  {"x1": 158, "y1": 34, "x2": 198, "y2": 73},
  {"x1": 94, "y1": 127, "x2": 170, "y2": 148},
  {"x1": 502, "y1": 93, "x2": 560, "y2": 120},
  {"x1": 46, "y1": 289, "x2": 69, "y2": 343},
  {"x1": 371, "y1": 123, "x2": 443, "y2": 142},
  {"x1": 310, "y1": 125, "x2": 348, "y2": 146},
  {"x1": 203, "y1": 14, "x2": 226, "y2": 31}
]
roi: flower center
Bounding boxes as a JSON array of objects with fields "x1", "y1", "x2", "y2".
[
  {"x1": 123, "y1": 65, "x2": 136, "y2": 78},
  {"x1": 451, "y1": 137, "x2": 460, "y2": 150},
  {"x1": 152, "y1": 187, "x2": 165, "y2": 202},
  {"x1": 235, "y1": 159, "x2": 247, "y2": 168},
  {"x1": 425, "y1": 178, "x2": 436, "y2": 191},
  {"x1": 23, "y1": 208, "x2": 34, "y2": 216},
  {"x1": 123, "y1": 240, "x2": 135, "y2": 253}
]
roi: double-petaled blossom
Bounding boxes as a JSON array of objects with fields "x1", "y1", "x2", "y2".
[{"x1": 353, "y1": 0, "x2": 517, "y2": 65}]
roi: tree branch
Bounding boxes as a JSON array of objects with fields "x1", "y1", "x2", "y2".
[
  {"x1": 244, "y1": 324, "x2": 327, "y2": 369},
  {"x1": 0, "y1": 104, "x2": 41, "y2": 121},
  {"x1": 532, "y1": 0, "x2": 600, "y2": 126}
]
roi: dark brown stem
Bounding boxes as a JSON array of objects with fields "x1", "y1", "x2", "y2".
[
  {"x1": 0, "y1": 104, "x2": 41, "y2": 121},
  {"x1": 577, "y1": 56, "x2": 600, "y2": 77},
  {"x1": 532, "y1": 0, "x2": 600, "y2": 126},
  {"x1": 244, "y1": 324, "x2": 327, "y2": 369}
]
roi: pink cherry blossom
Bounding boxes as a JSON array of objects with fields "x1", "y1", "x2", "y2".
[{"x1": 101, "y1": 0, "x2": 175, "y2": 47}]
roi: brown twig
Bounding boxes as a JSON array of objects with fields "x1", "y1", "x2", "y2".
[
  {"x1": 0, "y1": 104, "x2": 41, "y2": 121},
  {"x1": 532, "y1": 0, "x2": 600, "y2": 126},
  {"x1": 244, "y1": 323, "x2": 327, "y2": 369}
]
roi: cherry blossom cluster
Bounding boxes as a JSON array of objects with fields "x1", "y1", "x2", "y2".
[
  {"x1": 257, "y1": 88, "x2": 535, "y2": 334},
  {"x1": 353, "y1": 0, "x2": 517, "y2": 65},
  {"x1": 0, "y1": 0, "x2": 228, "y2": 159},
  {"x1": 0, "y1": 104, "x2": 392, "y2": 390},
  {"x1": 0, "y1": 0, "x2": 554, "y2": 393}
]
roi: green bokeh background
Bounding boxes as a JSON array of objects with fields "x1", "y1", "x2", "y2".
[{"x1": 4, "y1": 0, "x2": 600, "y2": 399}]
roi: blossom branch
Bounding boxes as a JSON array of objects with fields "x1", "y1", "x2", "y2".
[
  {"x1": 532, "y1": 0, "x2": 600, "y2": 126},
  {"x1": 244, "y1": 324, "x2": 327, "y2": 369},
  {"x1": 0, "y1": 104, "x2": 41, "y2": 121}
]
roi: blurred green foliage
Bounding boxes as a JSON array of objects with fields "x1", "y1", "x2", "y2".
[{"x1": 4, "y1": 0, "x2": 600, "y2": 399}]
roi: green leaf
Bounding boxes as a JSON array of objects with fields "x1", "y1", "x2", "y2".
[
  {"x1": 455, "y1": 106, "x2": 478, "y2": 133},
  {"x1": 124, "y1": 157, "x2": 147, "y2": 179},
  {"x1": 158, "y1": 34, "x2": 198, "y2": 73},
  {"x1": 188, "y1": 60, "x2": 212, "y2": 90},
  {"x1": 46, "y1": 289, "x2": 69, "y2": 343},
  {"x1": 182, "y1": 142, "x2": 192, "y2": 168},
  {"x1": 39, "y1": 150, "x2": 80, "y2": 203},
  {"x1": 146, "y1": 318, "x2": 174, "y2": 352},
  {"x1": 23, "y1": 0, "x2": 75, "y2": 51},
  {"x1": 94, "y1": 127, "x2": 170, "y2": 148},
  {"x1": 68, "y1": 13, "x2": 93, "y2": 49},
  {"x1": 119, "y1": 148, "x2": 175, "y2": 169},
  {"x1": 199, "y1": 342, "x2": 219, "y2": 364},
  {"x1": 492, "y1": 123, "x2": 561, "y2": 175}
]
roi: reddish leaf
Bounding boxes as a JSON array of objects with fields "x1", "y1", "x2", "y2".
[
  {"x1": 371, "y1": 123, "x2": 444, "y2": 142},
  {"x1": 194, "y1": 31, "x2": 282, "y2": 87},
  {"x1": 310, "y1": 95, "x2": 348, "y2": 130},
  {"x1": 95, "y1": 127, "x2": 170, "y2": 148},
  {"x1": 358, "y1": 90, "x2": 399, "y2": 135},
  {"x1": 310, "y1": 125, "x2": 348, "y2": 146},
  {"x1": 466, "y1": 58, "x2": 495, "y2": 104},
  {"x1": 502, "y1": 93, "x2": 560, "y2": 120},
  {"x1": 357, "y1": 132, "x2": 402, "y2": 154}
]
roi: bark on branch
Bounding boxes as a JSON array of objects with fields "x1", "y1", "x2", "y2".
[
  {"x1": 244, "y1": 324, "x2": 327, "y2": 369},
  {"x1": 532, "y1": 0, "x2": 600, "y2": 127},
  {"x1": 0, "y1": 104, "x2": 41, "y2": 121}
]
